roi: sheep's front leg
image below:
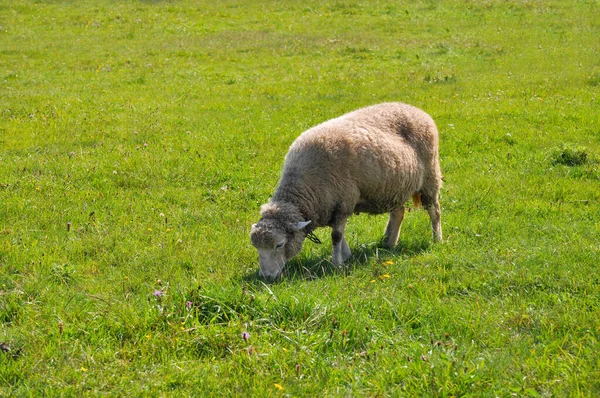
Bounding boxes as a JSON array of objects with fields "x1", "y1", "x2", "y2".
[
  {"x1": 331, "y1": 218, "x2": 351, "y2": 265},
  {"x1": 383, "y1": 206, "x2": 405, "y2": 249}
]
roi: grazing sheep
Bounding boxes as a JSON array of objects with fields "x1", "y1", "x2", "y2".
[{"x1": 250, "y1": 102, "x2": 442, "y2": 279}]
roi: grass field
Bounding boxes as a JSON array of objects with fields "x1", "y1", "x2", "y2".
[{"x1": 1, "y1": 0, "x2": 599, "y2": 395}]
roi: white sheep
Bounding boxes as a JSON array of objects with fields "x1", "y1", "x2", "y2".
[{"x1": 250, "y1": 102, "x2": 442, "y2": 279}]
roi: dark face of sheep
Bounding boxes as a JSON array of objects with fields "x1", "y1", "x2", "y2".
[{"x1": 250, "y1": 219, "x2": 311, "y2": 279}]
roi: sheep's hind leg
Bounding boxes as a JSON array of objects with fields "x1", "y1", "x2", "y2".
[
  {"x1": 422, "y1": 194, "x2": 442, "y2": 243},
  {"x1": 383, "y1": 206, "x2": 405, "y2": 249},
  {"x1": 331, "y1": 217, "x2": 351, "y2": 266}
]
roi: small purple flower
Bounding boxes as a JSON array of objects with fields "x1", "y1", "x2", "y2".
[
  {"x1": 242, "y1": 331, "x2": 250, "y2": 341},
  {"x1": 186, "y1": 301, "x2": 192, "y2": 309},
  {"x1": 153, "y1": 290, "x2": 163, "y2": 297}
]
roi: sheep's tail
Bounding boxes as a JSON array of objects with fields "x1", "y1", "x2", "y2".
[{"x1": 412, "y1": 192, "x2": 422, "y2": 208}]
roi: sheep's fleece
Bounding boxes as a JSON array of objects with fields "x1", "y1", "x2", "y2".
[{"x1": 251, "y1": 102, "x2": 442, "y2": 279}]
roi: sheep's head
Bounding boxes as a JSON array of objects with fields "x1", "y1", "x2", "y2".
[{"x1": 250, "y1": 202, "x2": 311, "y2": 279}]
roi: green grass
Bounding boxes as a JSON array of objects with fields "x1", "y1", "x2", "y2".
[{"x1": 1, "y1": 0, "x2": 599, "y2": 395}]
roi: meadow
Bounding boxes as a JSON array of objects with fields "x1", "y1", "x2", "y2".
[{"x1": 1, "y1": 0, "x2": 599, "y2": 395}]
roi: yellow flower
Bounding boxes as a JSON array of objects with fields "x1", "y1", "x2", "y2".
[
  {"x1": 147, "y1": 228, "x2": 153, "y2": 231},
  {"x1": 274, "y1": 384, "x2": 284, "y2": 391},
  {"x1": 382, "y1": 261, "x2": 393, "y2": 266}
]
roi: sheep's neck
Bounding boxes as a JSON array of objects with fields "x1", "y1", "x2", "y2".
[{"x1": 272, "y1": 182, "x2": 322, "y2": 227}]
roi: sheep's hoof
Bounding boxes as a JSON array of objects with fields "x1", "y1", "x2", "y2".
[
  {"x1": 341, "y1": 250, "x2": 351, "y2": 262},
  {"x1": 332, "y1": 254, "x2": 351, "y2": 266}
]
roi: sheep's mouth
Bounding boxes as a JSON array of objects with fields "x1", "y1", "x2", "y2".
[
  {"x1": 258, "y1": 268, "x2": 284, "y2": 281},
  {"x1": 258, "y1": 264, "x2": 285, "y2": 283}
]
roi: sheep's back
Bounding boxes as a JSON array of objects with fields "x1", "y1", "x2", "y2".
[{"x1": 284, "y1": 109, "x2": 428, "y2": 215}]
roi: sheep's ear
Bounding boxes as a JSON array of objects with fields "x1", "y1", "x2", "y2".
[{"x1": 294, "y1": 220, "x2": 312, "y2": 231}]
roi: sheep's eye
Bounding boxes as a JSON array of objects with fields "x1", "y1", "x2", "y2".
[{"x1": 275, "y1": 242, "x2": 285, "y2": 250}]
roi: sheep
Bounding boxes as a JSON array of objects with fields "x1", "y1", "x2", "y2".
[{"x1": 250, "y1": 102, "x2": 442, "y2": 279}]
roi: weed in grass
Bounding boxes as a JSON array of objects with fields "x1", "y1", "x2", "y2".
[
  {"x1": 587, "y1": 72, "x2": 600, "y2": 87},
  {"x1": 550, "y1": 144, "x2": 590, "y2": 166}
]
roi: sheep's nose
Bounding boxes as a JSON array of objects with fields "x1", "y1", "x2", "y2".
[{"x1": 259, "y1": 269, "x2": 282, "y2": 281}]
